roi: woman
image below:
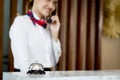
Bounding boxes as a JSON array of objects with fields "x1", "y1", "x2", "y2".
[{"x1": 9, "y1": 0, "x2": 61, "y2": 72}]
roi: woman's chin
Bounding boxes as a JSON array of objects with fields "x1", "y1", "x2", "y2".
[
  {"x1": 43, "y1": 14, "x2": 50, "y2": 18},
  {"x1": 43, "y1": 11, "x2": 51, "y2": 17}
]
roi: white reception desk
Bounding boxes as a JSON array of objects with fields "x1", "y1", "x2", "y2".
[{"x1": 3, "y1": 70, "x2": 120, "y2": 80}]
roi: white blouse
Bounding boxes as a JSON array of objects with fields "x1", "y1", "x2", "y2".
[{"x1": 9, "y1": 12, "x2": 61, "y2": 72}]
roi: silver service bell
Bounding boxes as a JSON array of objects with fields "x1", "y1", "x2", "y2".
[{"x1": 27, "y1": 63, "x2": 45, "y2": 74}]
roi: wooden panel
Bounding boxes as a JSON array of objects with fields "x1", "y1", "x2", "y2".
[
  {"x1": 67, "y1": 0, "x2": 78, "y2": 70},
  {"x1": 86, "y1": 0, "x2": 96, "y2": 70},
  {"x1": 10, "y1": 0, "x2": 17, "y2": 24},
  {"x1": 23, "y1": 0, "x2": 28, "y2": 13},
  {"x1": 76, "y1": 0, "x2": 87, "y2": 70},
  {"x1": 0, "y1": 0, "x2": 4, "y2": 79},
  {"x1": 57, "y1": 0, "x2": 68, "y2": 70},
  {"x1": 94, "y1": 0, "x2": 103, "y2": 70}
]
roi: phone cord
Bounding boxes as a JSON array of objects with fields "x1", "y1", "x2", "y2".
[{"x1": 48, "y1": 24, "x2": 57, "y2": 71}]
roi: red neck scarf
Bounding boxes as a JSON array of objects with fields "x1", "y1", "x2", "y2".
[{"x1": 27, "y1": 11, "x2": 47, "y2": 28}]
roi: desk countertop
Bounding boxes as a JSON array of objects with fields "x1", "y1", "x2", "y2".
[{"x1": 3, "y1": 70, "x2": 120, "y2": 80}]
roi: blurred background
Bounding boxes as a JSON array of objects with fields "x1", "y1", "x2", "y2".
[{"x1": 0, "y1": 0, "x2": 120, "y2": 79}]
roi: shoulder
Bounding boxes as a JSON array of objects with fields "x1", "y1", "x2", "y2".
[
  {"x1": 11, "y1": 15, "x2": 31, "y2": 28},
  {"x1": 10, "y1": 15, "x2": 30, "y2": 33},
  {"x1": 13, "y1": 15, "x2": 29, "y2": 23}
]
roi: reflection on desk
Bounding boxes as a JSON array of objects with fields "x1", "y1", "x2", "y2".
[{"x1": 3, "y1": 70, "x2": 120, "y2": 80}]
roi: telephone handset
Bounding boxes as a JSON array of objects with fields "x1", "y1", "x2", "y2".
[{"x1": 47, "y1": 10, "x2": 56, "y2": 24}]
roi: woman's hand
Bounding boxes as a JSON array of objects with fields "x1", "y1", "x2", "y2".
[{"x1": 49, "y1": 15, "x2": 60, "y2": 41}]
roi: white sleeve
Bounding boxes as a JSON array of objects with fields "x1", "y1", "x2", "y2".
[
  {"x1": 52, "y1": 39, "x2": 62, "y2": 63},
  {"x1": 9, "y1": 16, "x2": 30, "y2": 72}
]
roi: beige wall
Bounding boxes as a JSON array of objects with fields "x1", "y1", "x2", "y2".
[{"x1": 101, "y1": 37, "x2": 120, "y2": 70}]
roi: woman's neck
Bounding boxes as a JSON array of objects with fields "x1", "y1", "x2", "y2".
[{"x1": 31, "y1": 8, "x2": 44, "y2": 19}]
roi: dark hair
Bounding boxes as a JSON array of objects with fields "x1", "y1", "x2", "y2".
[
  {"x1": 26, "y1": 0, "x2": 33, "y2": 12},
  {"x1": 28, "y1": 0, "x2": 33, "y2": 9}
]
